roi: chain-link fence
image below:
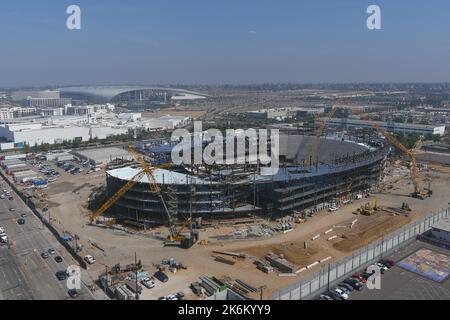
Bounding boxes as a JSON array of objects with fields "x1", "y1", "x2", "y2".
[{"x1": 273, "y1": 206, "x2": 450, "y2": 300}]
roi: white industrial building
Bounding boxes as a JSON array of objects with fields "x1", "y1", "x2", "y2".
[
  {"x1": 0, "y1": 122, "x2": 128, "y2": 146},
  {"x1": 0, "y1": 107, "x2": 191, "y2": 147},
  {"x1": 325, "y1": 119, "x2": 446, "y2": 136}
]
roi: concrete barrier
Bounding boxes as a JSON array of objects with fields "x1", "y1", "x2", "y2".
[
  {"x1": 324, "y1": 228, "x2": 333, "y2": 234},
  {"x1": 312, "y1": 234, "x2": 320, "y2": 240},
  {"x1": 327, "y1": 235, "x2": 338, "y2": 241},
  {"x1": 307, "y1": 261, "x2": 319, "y2": 269},
  {"x1": 296, "y1": 267, "x2": 307, "y2": 274},
  {"x1": 319, "y1": 256, "x2": 332, "y2": 263}
]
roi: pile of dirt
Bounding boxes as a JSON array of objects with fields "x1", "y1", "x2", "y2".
[{"x1": 240, "y1": 241, "x2": 321, "y2": 266}]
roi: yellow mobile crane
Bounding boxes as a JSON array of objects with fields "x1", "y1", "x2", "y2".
[
  {"x1": 90, "y1": 145, "x2": 198, "y2": 248},
  {"x1": 371, "y1": 124, "x2": 431, "y2": 200},
  {"x1": 327, "y1": 104, "x2": 431, "y2": 201}
]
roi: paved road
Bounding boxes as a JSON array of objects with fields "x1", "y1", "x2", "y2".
[{"x1": 0, "y1": 176, "x2": 93, "y2": 300}]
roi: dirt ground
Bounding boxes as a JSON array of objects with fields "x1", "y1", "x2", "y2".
[
  {"x1": 332, "y1": 213, "x2": 411, "y2": 252},
  {"x1": 21, "y1": 160, "x2": 450, "y2": 299}
]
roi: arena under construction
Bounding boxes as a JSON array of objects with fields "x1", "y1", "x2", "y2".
[{"x1": 103, "y1": 133, "x2": 388, "y2": 225}]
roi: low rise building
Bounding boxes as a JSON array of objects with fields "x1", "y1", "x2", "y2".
[{"x1": 326, "y1": 118, "x2": 446, "y2": 136}]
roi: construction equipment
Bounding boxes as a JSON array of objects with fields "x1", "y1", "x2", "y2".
[
  {"x1": 89, "y1": 144, "x2": 198, "y2": 248},
  {"x1": 372, "y1": 125, "x2": 431, "y2": 200},
  {"x1": 401, "y1": 202, "x2": 412, "y2": 212},
  {"x1": 358, "y1": 198, "x2": 378, "y2": 216}
]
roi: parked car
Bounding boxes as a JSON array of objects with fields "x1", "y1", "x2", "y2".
[
  {"x1": 48, "y1": 248, "x2": 56, "y2": 255},
  {"x1": 344, "y1": 278, "x2": 364, "y2": 291},
  {"x1": 41, "y1": 252, "x2": 49, "y2": 259},
  {"x1": 352, "y1": 273, "x2": 367, "y2": 283},
  {"x1": 324, "y1": 290, "x2": 343, "y2": 300},
  {"x1": 334, "y1": 288, "x2": 349, "y2": 300},
  {"x1": 84, "y1": 255, "x2": 96, "y2": 264},
  {"x1": 176, "y1": 292, "x2": 186, "y2": 300},
  {"x1": 318, "y1": 294, "x2": 334, "y2": 300},
  {"x1": 380, "y1": 259, "x2": 395, "y2": 267},
  {"x1": 17, "y1": 218, "x2": 25, "y2": 225},
  {"x1": 141, "y1": 277, "x2": 155, "y2": 289},
  {"x1": 360, "y1": 272, "x2": 374, "y2": 280},
  {"x1": 328, "y1": 206, "x2": 338, "y2": 212},
  {"x1": 68, "y1": 289, "x2": 79, "y2": 298},
  {"x1": 371, "y1": 263, "x2": 387, "y2": 274},
  {"x1": 54, "y1": 256, "x2": 63, "y2": 263},
  {"x1": 56, "y1": 270, "x2": 67, "y2": 280},
  {"x1": 166, "y1": 294, "x2": 178, "y2": 300},
  {"x1": 9, "y1": 208, "x2": 15, "y2": 212},
  {"x1": 338, "y1": 282, "x2": 354, "y2": 292},
  {"x1": 154, "y1": 271, "x2": 169, "y2": 283}
]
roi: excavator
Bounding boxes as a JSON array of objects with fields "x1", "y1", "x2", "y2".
[
  {"x1": 358, "y1": 198, "x2": 378, "y2": 216},
  {"x1": 89, "y1": 144, "x2": 198, "y2": 248}
]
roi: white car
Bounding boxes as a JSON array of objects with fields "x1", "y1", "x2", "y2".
[
  {"x1": 328, "y1": 206, "x2": 338, "y2": 212},
  {"x1": 166, "y1": 294, "x2": 178, "y2": 300},
  {"x1": 141, "y1": 277, "x2": 155, "y2": 289},
  {"x1": 0, "y1": 233, "x2": 8, "y2": 243},
  {"x1": 84, "y1": 255, "x2": 96, "y2": 264},
  {"x1": 334, "y1": 288, "x2": 349, "y2": 300},
  {"x1": 374, "y1": 263, "x2": 388, "y2": 273}
]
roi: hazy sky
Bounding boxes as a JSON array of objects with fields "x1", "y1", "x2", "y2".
[{"x1": 0, "y1": 0, "x2": 449, "y2": 86}]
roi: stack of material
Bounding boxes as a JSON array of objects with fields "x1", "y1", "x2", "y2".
[
  {"x1": 114, "y1": 285, "x2": 135, "y2": 300},
  {"x1": 265, "y1": 252, "x2": 297, "y2": 274},
  {"x1": 212, "y1": 255, "x2": 236, "y2": 265},
  {"x1": 199, "y1": 276, "x2": 222, "y2": 296},
  {"x1": 254, "y1": 260, "x2": 274, "y2": 274}
]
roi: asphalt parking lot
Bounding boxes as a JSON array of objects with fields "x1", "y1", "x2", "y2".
[{"x1": 350, "y1": 241, "x2": 450, "y2": 300}]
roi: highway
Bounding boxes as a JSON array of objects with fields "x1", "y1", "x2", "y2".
[{"x1": 0, "y1": 176, "x2": 93, "y2": 300}]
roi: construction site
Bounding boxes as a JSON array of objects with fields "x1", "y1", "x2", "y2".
[{"x1": 3, "y1": 105, "x2": 449, "y2": 300}]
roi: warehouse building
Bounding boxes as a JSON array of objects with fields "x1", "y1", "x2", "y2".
[{"x1": 325, "y1": 118, "x2": 446, "y2": 136}]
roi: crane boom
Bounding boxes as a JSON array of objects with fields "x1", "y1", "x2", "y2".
[
  {"x1": 128, "y1": 145, "x2": 182, "y2": 240},
  {"x1": 304, "y1": 107, "x2": 338, "y2": 166},
  {"x1": 371, "y1": 124, "x2": 427, "y2": 198},
  {"x1": 90, "y1": 170, "x2": 145, "y2": 223}
]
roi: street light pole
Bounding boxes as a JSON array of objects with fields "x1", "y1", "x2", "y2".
[{"x1": 134, "y1": 252, "x2": 139, "y2": 300}]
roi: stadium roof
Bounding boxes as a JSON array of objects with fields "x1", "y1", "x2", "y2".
[{"x1": 59, "y1": 86, "x2": 209, "y2": 102}]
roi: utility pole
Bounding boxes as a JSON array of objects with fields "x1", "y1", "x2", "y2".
[
  {"x1": 258, "y1": 285, "x2": 267, "y2": 300},
  {"x1": 134, "y1": 252, "x2": 139, "y2": 300}
]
